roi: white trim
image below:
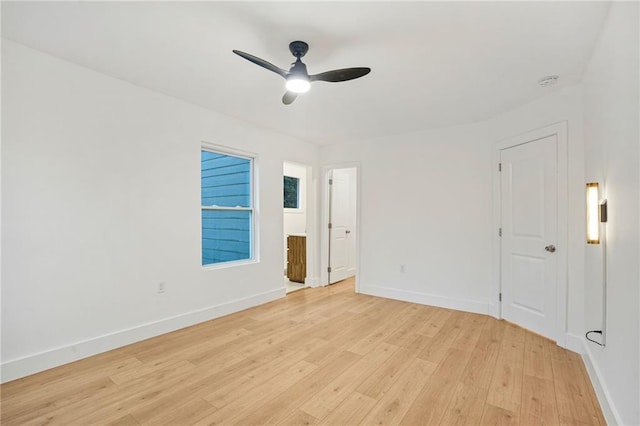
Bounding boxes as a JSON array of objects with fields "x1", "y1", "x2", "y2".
[
  {"x1": 582, "y1": 341, "x2": 624, "y2": 426},
  {"x1": 492, "y1": 122, "x2": 569, "y2": 345},
  {"x1": 1, "y1": 288, "x2": 283, "y2": 383},
  {"x1": 320, "y1": 167, "x2": 331, "y2": 286},
  {"x1": 202, "y1": 206, "x2": 252, "y2": 211},
  {"x1": 201, "y1": 140, "x2": 256, "y2": 160},
  {"x1": 201, "y1": 258, "x2": 259, "y2": 271},
  {"x1": 283, "y1": 208, "x2": 304, "y2": 214},
  {"x1": 564, "y1": 332, "x2": 585, "y2": 354},
  {"x1": 304, "y1": 276, "x2": 320, "y2": 288},
  {"x1": 360, "y1": 284, "x2": 490, "y2": 315}
]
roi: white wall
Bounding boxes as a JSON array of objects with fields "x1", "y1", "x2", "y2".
[
  {"x1": 283, "y1": 162, "x2": 307, "y2": 272},
  {"x1": 322, "y1": 122, "x2": 494, "y2": 313},
  {"x1": 582, "y1": 2, "x2": 640, "y2": 424},
  {"x1": 1, "y1": 40, "x2": 320, "y2": 382},
  {"x1": 344, "y1": 167, "x2": 357, "y2": 278},
  {"x1": 321, "y1": 85, "x2": 586, "y2": 342}
]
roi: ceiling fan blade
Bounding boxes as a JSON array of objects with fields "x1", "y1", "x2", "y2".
[
  {"x1": 310, "y1": 67, "x2": 371, "y2": 82},
  {"x1": 282, "y1": 91, "x2": 298, "y2": 105},
  {"x1": 232, "y1": 50, "x2": 288, "y2": 78}
]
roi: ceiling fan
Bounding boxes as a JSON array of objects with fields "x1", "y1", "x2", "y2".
[{"x1": 233, "y1": 41, "x2": 371, "y2": 105}]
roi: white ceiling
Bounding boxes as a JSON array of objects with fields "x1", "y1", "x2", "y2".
[{"x1": 2, "y1": 1, "x2": 610, "y2": 145}]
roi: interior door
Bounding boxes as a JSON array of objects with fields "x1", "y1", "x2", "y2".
[
  {"x1": 328, "y1": 169, "x2": 352, "y2": 284},
  {"x1": 500, "y1": 135, "x2": 557, "y2": 339}
]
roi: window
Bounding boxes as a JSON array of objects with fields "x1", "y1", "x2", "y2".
[
  {"x1": 201, "y1": 147, "x2": 254, "y2": 266},
  {"x1": 283, "y1": 176, "x2": 300, "y2": 209}
]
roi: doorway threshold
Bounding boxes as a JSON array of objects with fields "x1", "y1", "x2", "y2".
[{"x1": 285, "y1": 277, "x2": 305, "y2": 294}]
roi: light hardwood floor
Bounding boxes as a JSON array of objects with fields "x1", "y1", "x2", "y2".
[{"x1": 1, "y1": 278, "x2": 605, "y2": 425}]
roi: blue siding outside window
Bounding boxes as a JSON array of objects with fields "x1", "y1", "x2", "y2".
[{"x1": 201, "y1": 149, "x2": 253, "y2": 266}]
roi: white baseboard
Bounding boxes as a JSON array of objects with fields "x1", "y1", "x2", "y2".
[
  {"x1": 359, "y1": 284, "x2": 490, "y2": 315},
  {"x1": 564, "y1": 332, "x2": 585, "y2": 353},
  {"x1": 1, "y1": 288, "x2": 284, "y2": 383},
  {"x1": 305, "y1": 276, "x2": 320, "y2": 288},
  {"x1": 582, "y1": 340, "x2": 624, "y2": 426}
]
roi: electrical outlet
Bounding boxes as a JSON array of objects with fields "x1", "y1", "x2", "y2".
[
  {"x1": 400, "y1": 264, "x2": 405, "y2": 273},
  {"x1": 157, "y1": 281, "x2": 166, "y2": 294}
]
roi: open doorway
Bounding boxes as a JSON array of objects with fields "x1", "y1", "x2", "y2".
[
  {"x1": 324, "y1": 166, "x2": 358, "y2": 286},
  {"x1": 283, "y1": 161, "x2": 309, "y2": 293}
]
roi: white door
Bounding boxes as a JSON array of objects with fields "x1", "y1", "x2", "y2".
[
  {"x1": 501, "y1": 135, "x2": 557, "y2": 339},
  {"x1": 328, "y1": 169, "x2": 355, "y2": 284}
]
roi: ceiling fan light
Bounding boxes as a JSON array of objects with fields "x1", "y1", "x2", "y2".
[{"x1": 286, "y1": 77, "x2": 310, "y2": 93}]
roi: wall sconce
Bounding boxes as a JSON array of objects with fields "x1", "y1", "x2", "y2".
[
  {"x1": 586, "y1": 182, "x2": 607, "y2": 244},
  {"x1": 585, "y1": 181, "x2": 608, "y2": 347}
]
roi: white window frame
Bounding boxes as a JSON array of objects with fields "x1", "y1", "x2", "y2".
[{"x1": 201, "y1": 142, "x2": 259, "y2": 269}]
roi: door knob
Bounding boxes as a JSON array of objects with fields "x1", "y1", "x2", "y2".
[
  {"x1": 345, "y1": 230, "x2": 351, "y2": 234},
  {"x1": 545, "y1": 245, "x2": 556, "y2": 253}
]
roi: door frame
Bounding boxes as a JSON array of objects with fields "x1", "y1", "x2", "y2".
[
  {"x1": 492, "y1": 122, "x2": 568, "y2": 345},
  {"x1": 283, "y1": 160, "x2": 314, "y2": 287},
  {"x1": 320, "y1": 163, "x2": 361, "y2": 291}
]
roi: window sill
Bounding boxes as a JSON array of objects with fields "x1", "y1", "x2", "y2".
[
  {"x1": 202, "y1": 258, "x2": 259, "y2": 271},
  {"x1": 284, "y1": 208, "x2": 304, "y2": 214}
]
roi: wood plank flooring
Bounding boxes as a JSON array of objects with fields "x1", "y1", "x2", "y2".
[{"x1": 1, "y1": 278, "x2": 605, "y2": 425}]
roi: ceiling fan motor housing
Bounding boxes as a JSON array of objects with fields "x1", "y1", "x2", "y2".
[
  {"x1": 289, "y1": 41, "x2": 309, "y2": 58},
  {"x1": 289, "y1": 59, "x2": 308, "y2": 76}
]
